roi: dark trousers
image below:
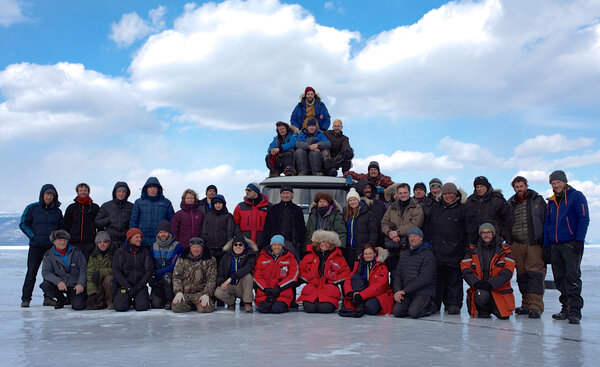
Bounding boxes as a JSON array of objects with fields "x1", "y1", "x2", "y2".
[
  {"x1": 266, "y1": 151, "x2": 295, "y2": 173},
  {"x1": 151, "y1": 274, "x2": 175, "y2": 309},
  {"x1": 364, "y1": 298, "x2": 382, "y2": 315},
  {"x1": 113, "y1": 286, "x2": 151, "y2": 312},
  {"x1": 322, "y1": 149, "x2": 353, "y2": 176},
  {"x1": 393, "y1": 294, "x2": 434, "y2": 318},
  {"x1": 39, "y1": 280, "x2": 86, "y2": 310},
  {"x1": 72, "y1": 242, "x2": 95, "y2": 261},
  {"x1": 551, "y1": 242, "x2": 584, "y2": 317},
  {"x1": 22, "y1": 246, "x2": 51, "y2": 302},
  {"x1": 294, "y1": 149, "x2": 323, "y2": 174},
  {"x1": 471, "y1": 289, "x2": 504, "y2": 319},
  {"x1": 303, "y1": 300, "x2": 336, "y2": 314},
  {"x1": 342, "y1": 247, "x2": 359, "y2": 273},
  {"x1": 257, "y1": 300, "x2": 288, "y2": 314},
  {"x1": 435, "y1": 265, "x2": 463, "y2": 311}
]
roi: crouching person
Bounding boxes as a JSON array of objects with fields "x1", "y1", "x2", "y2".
[
  {"x1": 340, "y1": 245, "x2": 393, "y2": 317},
  {"x1": 40, "y1": 230, "x2": 87, "y2": 310},
  {"x1": 254, "y1": 235, "x2": 299, "y2": 314},
  {"x1": 112, "y1": 228, "x2": 153, "y2": 312},
  {"x1": 392, "y1": 228, "x2": 436, "y2": 318},
  {"x1": 297, "y1": 230, "x2": 350, "y2": 314},
  {"x1": 171, "y1": 237, "x2": 217, "y2": 313},
  {"x1": 461, "y1": 223, "x2": 515, "y2": 319},
  {"x1": 215, "y1": 235, "x2": 257, "y2": 313},
  {"x1": 86, "y1": 231, "x2": 116, "y2": 310},
  {"x1": 150, "y1": 220, "x2": 183, "y2": 310}
]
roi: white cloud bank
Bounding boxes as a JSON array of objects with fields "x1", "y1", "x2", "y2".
[
  {"x1": 0, "y1": 0, "x2": 27, "y2": 27},
  {"x1": 109, "y1": 6, "x2": 166, "y2": 48}
]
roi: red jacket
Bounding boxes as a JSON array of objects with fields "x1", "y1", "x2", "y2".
[
  {"x1": 461, "y1": 239, "x2": 515, "y2": 318},
  {"x1": 233, "y1": 195, "x2": 271, "y2": 245},
  {"x1": 343, "y1": 248, "x2": 394, "y2": 315},
  {"x1": 296, "y1": 244, "x2": 350, "y2": 307},
  {"x1": 254, "y1": 248, "x2": 298, "y2": 306},
  {"x1": 343, "y1": 171, "x2": 394, "y2": 188}
]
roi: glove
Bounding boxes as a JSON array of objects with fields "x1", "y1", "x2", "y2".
[
  {"x1": 543, "y1": 246, "x2": 552, "y2": 264},
  {"x1": 91, "y1": 271, "x2": 100, "y2": 284},
  {"x1": 345, "y1": 176, "x2": 353, "y2": 185},
  {"x1": 126, "y1": 287, "x2": 135, "y2": 298},
  {"x1": 173, "y1": 292, "x2": 185, "y2": 304},
  {"x1": 352, "y1": 292, "x2": 364, "y2": 305},
  {"x1": 132, "y1": 285, "x2": 144, "y2": 296},
  {"x1": 199, "y1": 294, "x2": 210, "y2": 307},
  {"x1": 87, "y1": 293, "x2": 97, "y2": 308},
  {"x1": 474, "y1": 280, "x2": 492, "y2": 290},
  {"x1": 376, "y1": 186, "x2": 384, "y2": 195},
  {"x1": 271, "y1": 285, "x2": 281, "y2": 298}
]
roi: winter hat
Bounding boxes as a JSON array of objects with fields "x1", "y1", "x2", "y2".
[
  {"x1": 95, "y1": 231, "x2": 111, "y2": 244},
  {"x1": 413, "y1": 182, "x2": 427, "y2": 193},
  {"x1": 189, "y1": 237, "x2": 205, "y2": 247},
  {"x1": 233, "y1": 235, "x2": 247, "y2": 245},
  {"x1": 115, "y1": 186, "x2": 128, "y2": 193},
  {"x1": 305, "y1": 86, "x2": 315, "y2": 95},
  {"x1": 206, "y1": 184, "x2": 218, "y2": 193},
  {"x1": 429, "y1": 178, "x2": 442, "y2": 189},
  {"x1": 44, "y1": 188, "x2": 57, "y2": 196},
  {"x1": 311, "y1": 230, "x2": 341, "y2": 247},
  {"x1": 367, "y1": 161, "x2": 380, "y2": 173},
  {"x1": 157, "y1": 220, "x2": 171, "y2": 233},
  {"x1": 407, "y1": 227, "x2": 424, "y2": 238},
  {"x1": 50, "y1": 229, "x2": 70, "y2": 242},
  {"x1": 246, "y1": 182, "x2": 261, "y2": 195},
  {"x1": 346, "y1": 187, "x2": 361, "y2": 202},
  {"x1": 479, "y1": 223, "x2": 496, "y2": 236},
  {"x1": 549, "y1": 170, "x2": 568, "y2": 183},
  {"x1": 280, "y1": 185, "x2": 294, "y2": 194},
  {"x1": 270, "y1": 235, "x2": 285, "y2": 247},
  {"x1": 212, "y1": 194, "x2": 226, "y2": 205},
  {"x1": 126, "y1": 228, "x2": 143, "y2": 241},
  {"x1": 306, "y1": 118, "x2": 318, "y2": 127},
  {"x1": 473, "y1": 176, "x2": 491, "y2": 189},
  {"x1": 441, "y1": 183, "x2": 458, "y2": 195}
]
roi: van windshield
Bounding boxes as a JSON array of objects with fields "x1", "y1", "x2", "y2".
[{"x1": 262, "y1": 186, "x2": 349, "y2": 215}]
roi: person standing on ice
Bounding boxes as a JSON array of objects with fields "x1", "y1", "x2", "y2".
[
  {"x1": 290, "y1": 86, "x2": 331, "y2": 131},
  {"x1": 19, "y1": 184, "x2": 64, "y2": 308},
  {"x1": 65, "y1": 183, "x2": 100, "y2": 261},
  {"x1": 544, "y1": 170, "x2": 589, "y2": 324},
  {"x1": 95, "y1": 181, "x2": 133, "y2": 248},
  {"x1": 129, "y1": 177, "x2": 175, "y2": 247},
  {"x1": 461, "y1": 223, "x2": 515, "y2": 319},
  {"x1": 171, "y1": 189, "x2": 204, "y2": 250},
  {"x1": 198, "y1": 184, "x2": 218, "y2": 214}
]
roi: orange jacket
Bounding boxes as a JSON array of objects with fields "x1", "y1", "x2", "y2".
[{"x1": 461, "y1": 239, "x2": 515, "y2": 318}]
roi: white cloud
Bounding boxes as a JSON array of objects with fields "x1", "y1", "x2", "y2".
[
  {"x1": 109, "y1": 6, "x2": 166, "y2": 48},
  {"x1": 438, "y1": 137, "x2": 503, "y2": 168},
  {"x1": 324, "y1": 1, "x2": 343, "y2": 14},
  {"x1": 0, "y1": 62, "x2": 160, "y2": 142},
  {"x1": 353, "y1": 150, "x2": 461, "y2": 173},
  {"x1": 514, "y1": 170, "x2": 549, "y2": 184},
  {"x1": 514, "y1": 134, "x2": 595, "y2": 156},
  {"x1": 0, "y1": 0, "x2": 27, "y2": 27}
]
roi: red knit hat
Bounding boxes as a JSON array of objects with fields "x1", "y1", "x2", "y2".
[
  {"x1": 305, "y1": 86, "x2": 315, "y2": 95},
  {"x1": 126, "y1": 228, "x2": 143, "y2": 241}
]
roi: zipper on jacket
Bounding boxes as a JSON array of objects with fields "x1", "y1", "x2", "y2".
[{"x1": 566, "y1": 216, "x2": 573, "y2": 236}]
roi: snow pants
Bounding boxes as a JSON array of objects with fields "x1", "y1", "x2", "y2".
[
  {"x1": 511, "y1": 241, "x2": 545, "y2": 313},
  {"x1": 266, "y1": 151, "x2": 295, "y2": 174},
  {"x1": 294, "y1": 148, "x2": 323, "y2": 174},
  {"x1": 303, "y1": 300, "x2": 336, "y2": 314},
  {"x1": 113, "y1": 286, "x2": 150, "y2": 312},
  {"x1": 151, "y1": 273, "x2": 175, "y2": 309},
  {"x1": 39, "y1": 280, "x2": 86, "y2": 310},
  {"x1": 435, "y1": 265, "x2": 463, "y2": 311},
  {"x1": 393, "y1": 294, "x2": 435, "y2": 318},
  {"x1": 22, "y1": 245, "x2": 51, "y2": 302},
  {"x1": 171, "y1": 293, "x2": 216, "y2": 313},
  {"x1": 214, "y1": 273, "x2": 254, "y2": 305},
  {"x1": 551, "y1": 242, "x2": 584, "y2": 317}
]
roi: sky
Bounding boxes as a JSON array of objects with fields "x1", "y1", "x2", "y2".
[{"x1": 1, "y1": 0, "x2": 599, "y2": 242}]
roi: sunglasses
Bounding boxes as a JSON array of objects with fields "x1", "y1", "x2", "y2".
[{"x1": 233, "y1": 243, "x2": 245, "y2": 247}]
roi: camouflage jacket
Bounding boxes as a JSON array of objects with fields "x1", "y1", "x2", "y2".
[{"x1": 173, "y1": 247, "x2": 217, "y2": 297}]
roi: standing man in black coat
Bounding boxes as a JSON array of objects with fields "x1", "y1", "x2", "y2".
[
  {"x1": 95, "y1": 181, "x2": 133, "y2": 248},
  {"x1": 65, "y1": 183, "x2": 100, "y2": 260},
  {"x1": 19, "y1": 184, "x2": 64, "y2": 307},
  {"x1": 466, "y1": 176, "x2": 509, "y2": 242},
  {"x1": 263, "y1": 185, "x2": 305, "y2": 259}
]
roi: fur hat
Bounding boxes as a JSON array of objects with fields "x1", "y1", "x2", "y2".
[
  {"x1": 549, "y1": 170, "x2": 568, "y2": 183},
  {"x1": 95, "y1": 231, "x2": 111, "y2": 244},
  {"x1": 280, "y1": 185, "x2": 294, "y2": 194},
  {"x1": 50, "y1": 229, "x2": 70, "y2": 242},
  {"x1": 441, "y1": 183, "x2": 458, "y2": 195},
  {"x1": 126, "y1": 228, "x2": 143, "y2": 241},
  {"x1": 311, "y1": 230, "x2": 341, "y2": 247},
  {"x1": 346, "y1": 187, "x2": 360, "y2": 202}
]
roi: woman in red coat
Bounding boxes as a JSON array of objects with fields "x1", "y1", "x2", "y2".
[
  {"x1": 254, "y1": 234, "x2": 299, "y2": 314},
  {"x1": 341, "y1": 244, "x2": 394, "y2": 316},
  {"x1": 297, "y1": 230, "x2": 351, "y2": 313}
]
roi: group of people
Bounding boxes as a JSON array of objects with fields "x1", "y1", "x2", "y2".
[{"x1": 19, "y1": 166, "x2": 589, "y2": 323}]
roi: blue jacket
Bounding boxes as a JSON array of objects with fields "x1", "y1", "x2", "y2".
[
  {"x1": 129, "y1": 177, "x2": 175, "y2": 247},
  {"x1": 290, "y1": 96, "x2": 331, "y2": 131},
  {"x1": 295, "y1": 129, "x2": 331, "y2": 147},
  {"x1": 151, "y1": 235, "x2": 183, "y2": 278},
  {"x1": 268, "y1": 132, "x2": 298, "y2": 153},
  {"x1": 544, "y1": 185, "x2": 589, "y2": 247},
  {"x1": 20, "y1": 184, "x2": 64, "y2": 248}
]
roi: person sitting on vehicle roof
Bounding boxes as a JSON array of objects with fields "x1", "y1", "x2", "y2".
[
  {"x1": 267, "y1": 121, "x2": 299, "y2": 177},
  {"x1": 294, "y1": 118, "x2": 331, "y2": 176},
  {"x1": 343, "y1": 161, "x2": 394, "y2": 199},
  {"x1": 290, "y1": 86, "x2": 331, "y2": 131},
  {"x1": 322, "y1": 119, "x2": 354, "y2": 177}
]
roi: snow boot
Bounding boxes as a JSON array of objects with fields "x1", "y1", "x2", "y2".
[
  {"x1": 20, "y1": 300, "x2": 30, "y2": 308},
  {"x1": 244, "y1": 303, "x2": 254, "y2": 313},
  {"x1": 43, "y1": 296, "x2": 58, "y2": 307}
]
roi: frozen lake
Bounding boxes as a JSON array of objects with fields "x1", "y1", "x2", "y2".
[{"x1": 1, "y1": 245, "x2": 599, "y2": 366}]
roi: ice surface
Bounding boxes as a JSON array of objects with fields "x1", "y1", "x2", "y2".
[{"x1": 1, "y1": 246, "x2": 599, "y2": 366}]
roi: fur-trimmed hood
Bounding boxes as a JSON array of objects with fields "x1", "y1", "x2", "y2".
[
  {"x1": 309, "y1": 199, "x2": 343, "y2": 213},
  {"x1": 299, "y1": 92, "x2": 322, "y2": 101},
  {"x1": 311, "y1": 229, "x2": 341, "y2": 247},
  {"x1": 384, "y1": 183, "x2": 400, "y2": 202},
  {"x1": 222, "y1": 236, "x2": 258, "y2": 252},
  {"x1": 374, "y1": 247, "x2": 388, "y2": 263}
]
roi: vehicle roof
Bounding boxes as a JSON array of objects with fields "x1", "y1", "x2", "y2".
[{"x1": 260, "y1": 176, "x2": 353, "y2": 189}]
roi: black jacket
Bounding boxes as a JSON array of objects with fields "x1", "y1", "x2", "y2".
[
  {"x1": 20, "y1": 184, "x2": 64, "y2": 248},
  {"x1": 506, "y1": 189, "x2": 547, "y2": 245},
  {"x1": 202, "y1": 207, "x2": 235, "y2": 254},
  {"x1": 65, "y1": 197, "x2": 100, "y2": 246},
  {"x1": 323, "y1": 130, "x2": 353, "y2": 157},
  {"x1": 216, "y1": 238, "x2": 258, "y2": 286},
  {"x1": 466, "y1": 188, "x2": 509, "y2": 241},
  {"x1": 420, "y1": 193, "x2": 439, "y2": 218},
  {"x1": 344, "y1": 203, "x2": 378, "y2": 250},
  {"x1": 112, "y1": 242, "x2": 154, "y2": 289},
  {"x1": 393, "y1": 241, "x2": 436, "y2": 297},
  {"x1": 355, "y1": 180, "x2": 386, "y2": 245},
  {"x1": 95, "y1": 182, "x2": 133, "y2": 247},
  {"x1": 263, "y1": 201, "x2": 306, "y2": 250},
  {"x1": 424, "y1": 194, "x2": 478, "y2": 268}
]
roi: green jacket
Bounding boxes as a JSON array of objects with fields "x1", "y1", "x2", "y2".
[
  {"x1": 304, "y1": 201, "x2": 347, "y2": 248},
  {"x1": 86, "y1": 243, "x2": 116, "y2": 295},
  {"x1": 173, "y1": 246, "x2": 217, "y2": 297}
]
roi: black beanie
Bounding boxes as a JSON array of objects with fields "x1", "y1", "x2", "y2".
[
  {"x1": 413, "y1": 182, "x2": 426, "y2": 193},
  {"x1": 157, "y1": 220, "x2": 171, "y2": 233},
  {"x1": 473, "y1": 176, "x2": 491, "y2": 189},
  {"x1": 549, "y1": 170, "x2": 568, "y2": 183},
  {"x1": 206, "y1": 185, "x2": 218, "y2": 194}
]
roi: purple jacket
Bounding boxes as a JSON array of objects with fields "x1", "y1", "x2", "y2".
[{"x1": 171, "y1": 202, "x2": 205, "y2": 249}]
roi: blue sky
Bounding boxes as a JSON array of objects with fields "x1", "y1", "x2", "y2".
[{"x1": 1, "y1": 0, "x2": 599, "y2": 242}]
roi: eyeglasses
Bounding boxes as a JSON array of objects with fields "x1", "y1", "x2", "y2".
[
  {"x1": 233, "y1": 243, "x2": 245, "y2": 247},
  {"x1": 481, "y1": 231, "x2": 494, "y2": 235}
]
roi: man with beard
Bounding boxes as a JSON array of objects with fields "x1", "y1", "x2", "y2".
[
  {"x1": 290, "y1": 86, "x2": 331, "y2": 131},
  {"x1": 355, "y1": 180, "x2": 386, "y2": 245}
]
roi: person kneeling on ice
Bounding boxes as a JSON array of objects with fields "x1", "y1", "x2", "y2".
[
  {"x1": 215, "y1": 235, "x2": 257, "y2": 313},
  {"x1": 340, "y1": 244, "x2": 394, "y2": 317},
  {"x1": 86, "y1": 231, "x2": 116, "y2": 310},
  {"x1": 40, "y1": 230, "x2": 87, "y2": 310},
  {"x1": 150, "y1": 220, "x2": 183, "y2": 310},
  {"x1": 392, "y1": 228, "x2": 437, "y2": 318},
  {"x1": 112, "y1": 228, "x2": 153, "y2": 312},
  {"x1": 171, "y1": 237, "x2": 217, "y2": 313},
  {"x1": 461, "y1": 223, "x2": 515, "y2": 319},
  {"x1": 297, "y1": 230, "x2": 351, "y2": 314},
  {"x1": 254, "y1": 235, "x2": 299, "y2": 314}
]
